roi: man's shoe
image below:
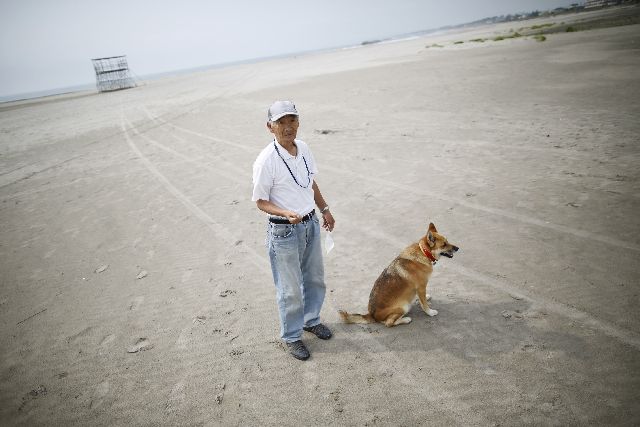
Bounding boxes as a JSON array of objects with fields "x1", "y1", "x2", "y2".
[
  {"x1": 303, "y1": 323, "x2": 333, "y2": 340},
  {"x1": 286, "y1": 340, "x2": 310, "y2": 360}
]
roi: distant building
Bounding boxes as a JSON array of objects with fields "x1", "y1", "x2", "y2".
[{"x1": 584, "y1": 0, "x2": 621, "y2": 8}]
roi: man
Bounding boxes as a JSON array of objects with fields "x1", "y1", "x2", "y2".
[{"x1": 252, "y1": 100, "x2": 336, "y2": 361}]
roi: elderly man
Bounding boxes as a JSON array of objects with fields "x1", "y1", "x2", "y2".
[{"x1": 252, "y1": 100, "x2": 336, "y2": 360}]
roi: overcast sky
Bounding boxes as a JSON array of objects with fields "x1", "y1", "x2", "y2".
[{"x1": 0, "y1": 0, "x2": 577, "y2": 98}]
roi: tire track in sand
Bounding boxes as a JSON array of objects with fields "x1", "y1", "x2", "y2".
[
  {"x1": 136, "y1": 112, "x2": 640, "y2": 349},
  {"x1": 141, "y1": 106, "x2": 640, "y2": 253},
  {"x1": 120, "y1": 114, "x2": 268, "y2": 274}
]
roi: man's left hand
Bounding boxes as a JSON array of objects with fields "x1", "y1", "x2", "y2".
[{"x1": 322, "y1": 211, "x2": 335, "y2": 232}]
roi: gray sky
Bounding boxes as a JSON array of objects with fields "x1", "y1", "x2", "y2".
[{"x1": 0, "y1": 0, "x2": 576, "y2": 98}]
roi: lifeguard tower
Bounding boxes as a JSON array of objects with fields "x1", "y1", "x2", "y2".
[{"x1": 91, "y1": 55, "x2": 136, "y2": 92}]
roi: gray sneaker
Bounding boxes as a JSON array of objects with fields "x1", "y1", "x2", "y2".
[
  {"x1": 303, "y1": 323, "x2": 333, "y2": 340},
  {"x1": 286, "y1": 340, "x2": 310, "y2": 360}
]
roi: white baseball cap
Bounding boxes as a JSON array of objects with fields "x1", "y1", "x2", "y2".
[{"x1": 268, "y1": 100, "x2": 299, "y2": 122}]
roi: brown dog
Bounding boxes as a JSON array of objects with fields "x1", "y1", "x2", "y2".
[{"x1": 339, "y1": 222, "x2": 459, "y2": 327}]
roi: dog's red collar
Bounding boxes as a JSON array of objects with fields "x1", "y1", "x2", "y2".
[{"x1": 419, "y1": 241, "x2": 437, "y2": 263}]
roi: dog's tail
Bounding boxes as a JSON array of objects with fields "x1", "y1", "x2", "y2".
[{"x1": 339, "y1": 310, "x2": 375, "y2": 324}]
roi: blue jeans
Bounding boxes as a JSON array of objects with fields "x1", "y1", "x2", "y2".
[{"x1": 267, "y1": 216, "x2": 326, "y2": 343}]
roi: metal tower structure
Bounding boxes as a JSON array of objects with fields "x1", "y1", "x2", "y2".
[{"x1": 91, "y1": 55, "x2": 136, "y2": 92}]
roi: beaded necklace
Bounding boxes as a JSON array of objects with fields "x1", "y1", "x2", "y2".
[{"x1": 273, "y1": 141, "x2": 311, "y2": 188}]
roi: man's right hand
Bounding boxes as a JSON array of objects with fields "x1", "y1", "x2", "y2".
[
  {"x1": 256, "y1": 200, "x2": 301, "y2": 223},
  {"x1": 284, "y1": 211, "x2": 302, "y2": 224}
]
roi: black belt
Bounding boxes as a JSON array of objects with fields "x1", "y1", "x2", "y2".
[{"x1": 269, "y1": 210, "x2": 315, "y2": 224}]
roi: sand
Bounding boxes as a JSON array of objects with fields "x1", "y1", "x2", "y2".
[{"x1": 1, "y1": 7, "x2": 639, "y2": 426}]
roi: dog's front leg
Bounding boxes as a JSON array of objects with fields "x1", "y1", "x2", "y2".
[{"x1": 417, "y1": 286, "x2": 438, "y2": 316}]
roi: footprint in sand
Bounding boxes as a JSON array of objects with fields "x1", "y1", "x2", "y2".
[
  {"x1": 129, "y1": 296, "x2": 144, "y2": 311},
  {"x1": 215, "y1": 383, "x2": 226, "y2": 405},
  {"x1": 98, "y1": 334, "x2": 115, "y2": 354},
  {"x1": 165, "y1": 382, "x2": 186, "y2": 413},
  {"x1": 18, "y1": 385, "x2": 47, "y2": 412},
  {"x1": 174, "y1": 327, "x2": 190, "y2": 350},
  {"x1": 89, "y1": 380, "x2": 110, "y2": 409},
  {"x1": 127, "y1": 338, "x2": 154, "y2": 353},
  {"x1": 181, "y1": 270, "x2": 193, "y2": 283},
  {"x1": 44, "y1": 248, "x2": 56, "y2": 259},
  {"x1": 66, "y1": 326, "x2": 93, "y2": 345}
]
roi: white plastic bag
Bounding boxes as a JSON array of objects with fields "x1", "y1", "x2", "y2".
[{"x1": 325, "y1": 232, "x2": 335, "y2": 254}]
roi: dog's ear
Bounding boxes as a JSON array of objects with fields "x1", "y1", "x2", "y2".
[
  {"x1": 428, "y1": 222, "x2": 437, "y2": 233},
  {"x1": 427, "y1": 230, "x2": 436, "y2": 247}
]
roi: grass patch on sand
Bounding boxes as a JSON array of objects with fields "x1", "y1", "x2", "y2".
[
  {"x1": 439, "y1": 8, "x2": 639, "y2": 49},
  {"x1": 530, "y1": 23, "x2": 555, "y2": 30},
  {"x1": 462, "y1": 8, "x2": 640, "y2": 48},
  {"x1": 493, "y1": 32, "x2": 523, "y2": 42},
  {"x1": 427, "y1": 43, "x2": 444, "y2": 48}
]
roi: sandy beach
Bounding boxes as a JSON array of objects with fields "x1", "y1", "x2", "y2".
[{"x1": 1, "y1": 6, "x2": 639, "y2": 426}]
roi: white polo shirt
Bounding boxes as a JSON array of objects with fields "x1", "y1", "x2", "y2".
[{"x1": 252, "y1": 139, "x2": 318, "y2": 216}]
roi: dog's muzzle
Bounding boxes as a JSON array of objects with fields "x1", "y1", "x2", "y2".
[{"x1": 442, "y1": 245, "x2": 459, "y2": 258}]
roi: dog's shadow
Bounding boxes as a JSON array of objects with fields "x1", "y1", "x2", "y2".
[{"x1": 313, "y1": 297, "x2": 589, "y2": 363}]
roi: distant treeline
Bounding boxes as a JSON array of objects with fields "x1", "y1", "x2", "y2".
[{"x1": 452, "y1": 0, "x2": 639, "y2": 27}]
